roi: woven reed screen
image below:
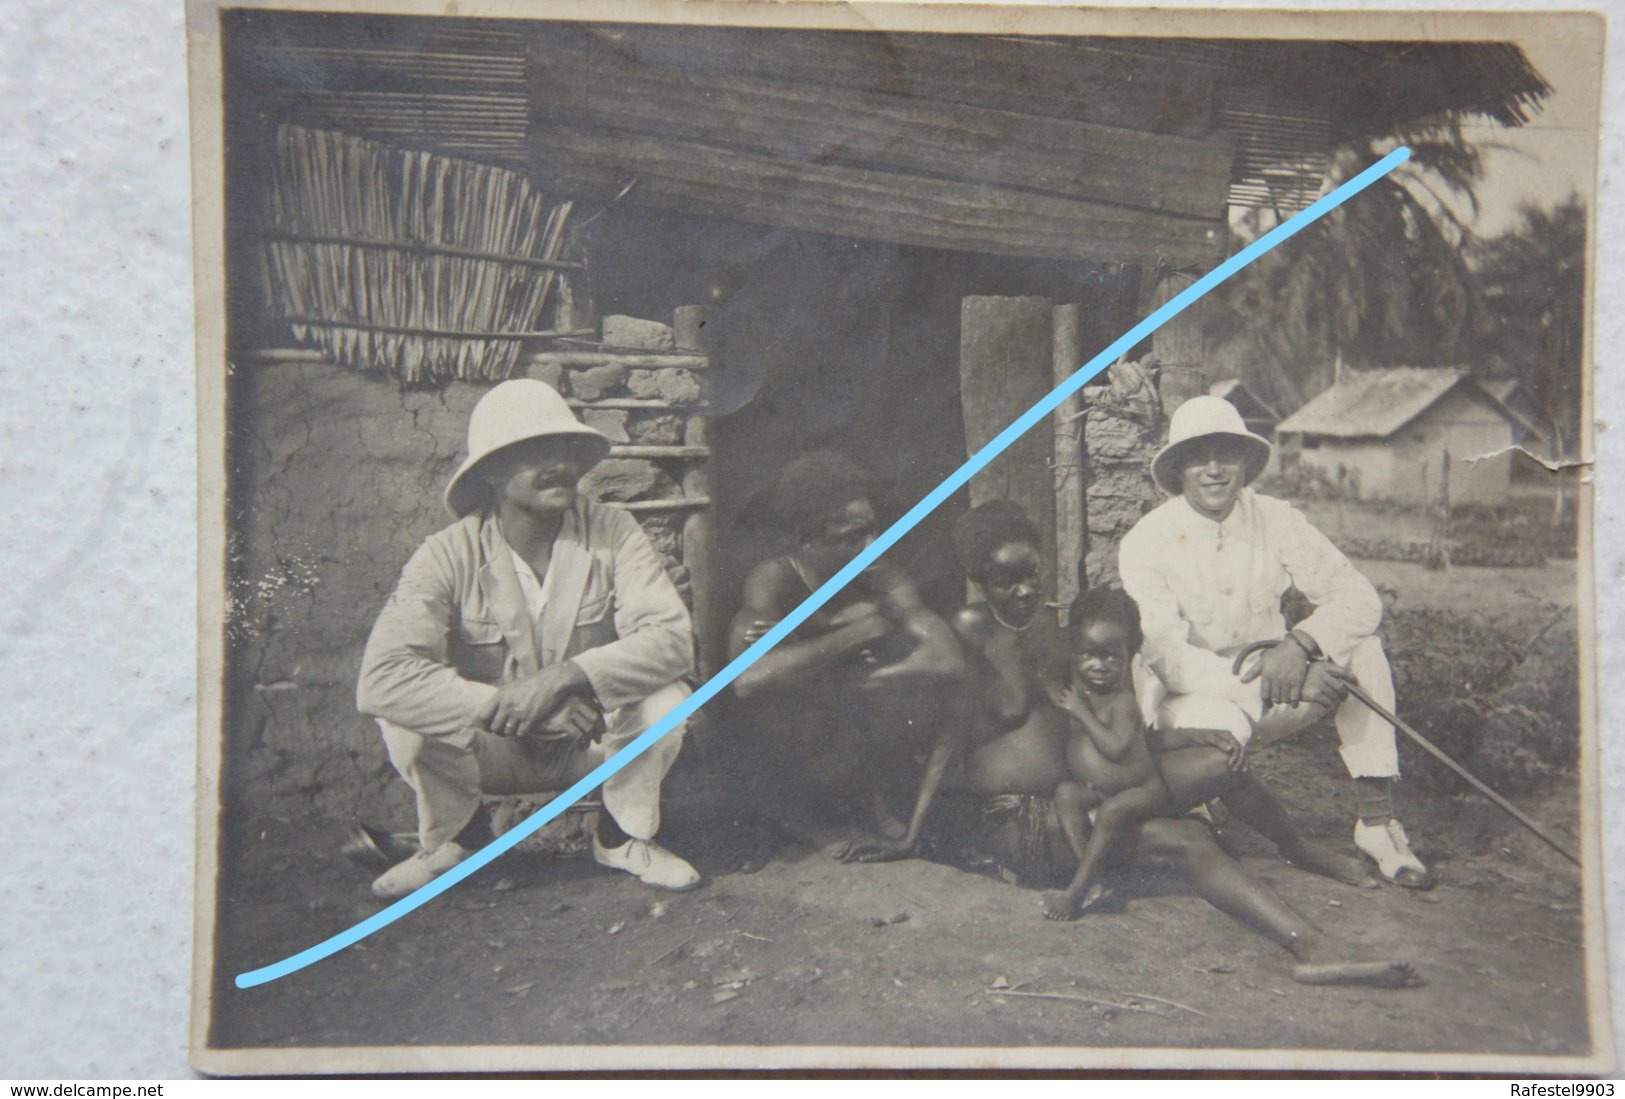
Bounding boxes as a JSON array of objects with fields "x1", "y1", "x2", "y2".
[{"x1": 263, "y1": 125, "x2": 574, "y2": 383}]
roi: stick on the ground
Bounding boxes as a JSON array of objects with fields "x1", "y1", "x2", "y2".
[
  {"x1": 646, "y1": 933, "x2": 695, "y2": 967},
  {"x1": 1231, "y1": 640, "x2": 1581, "y2": 868},
  {"x1": 1117, "y1": 990, "x2": 1208, "y2": 1017},
  {"x1": 1522, "y1": 932, "x2": 1581, "y2": 950},
  {"x1": 1340, "y1": 678, "x2": 1581, "y2": 867},
  {"x1": 987, "y1": 988, "x2": 1160, "y2": 1015}
]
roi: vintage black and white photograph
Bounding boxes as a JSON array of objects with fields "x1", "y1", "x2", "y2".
[{"x1": 188, "y1": 0, "x2": 1609, "y2": 1072}]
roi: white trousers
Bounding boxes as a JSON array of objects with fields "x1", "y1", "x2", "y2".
[
  {"x1": 1147, "y1": 635, "x2": 1399, "y2": 779},
  {"x1": 379, "y1": 680, "x2": 689, "y2": 851}
]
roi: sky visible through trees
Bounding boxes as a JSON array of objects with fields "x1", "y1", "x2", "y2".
[{"x1": 1207, "y1": 123, "x2": 1587, "y2": 459}]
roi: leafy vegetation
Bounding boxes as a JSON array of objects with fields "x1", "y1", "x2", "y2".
[{"x1": 1206, "y1": 128, "x2": 1586, "y2": 459}]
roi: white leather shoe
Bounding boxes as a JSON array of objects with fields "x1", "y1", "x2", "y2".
[
  {"x1": 371, "y1": 841, "x2": 473, "y2": 899},
  {"x1": 592, "y1": 835, "x2": 701, "y2": 892},
  {"x1": 1354, "y1": 818, "x2": 1431, "y2": 889}
]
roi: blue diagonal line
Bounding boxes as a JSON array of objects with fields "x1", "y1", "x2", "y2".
[{"x1": 235, "y1": 146, "x2": 1409, "y2": 989}]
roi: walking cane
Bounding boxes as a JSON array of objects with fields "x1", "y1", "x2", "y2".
[{"x1": 1232, "y1": 639, "x2": 1581, "y2": 869}]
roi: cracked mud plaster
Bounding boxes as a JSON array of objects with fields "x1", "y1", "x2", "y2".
[
  {"x1": 227, "y1": 360, "x2": 695, "y2": 823},
  {"x1": 228, "y1": 362, "x2": 487, "y2": 821}
]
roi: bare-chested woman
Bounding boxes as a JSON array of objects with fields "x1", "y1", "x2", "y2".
[
  {"x1": 857, "y1": 501, "x2": 1416, "y2": 988},
  {"x1": 841, "y1": 501, "x2": 1072, "y2": 867},
  {"x1": 726, "y1": 452, "x2": 965, "y2": 860}
]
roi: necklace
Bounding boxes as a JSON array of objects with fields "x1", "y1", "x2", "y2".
[{"x1": 988, "y1": 604, "x2": 1034, "y2": 632}]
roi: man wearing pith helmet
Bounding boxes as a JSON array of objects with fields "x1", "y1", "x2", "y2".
[
  {"x1": 357, "y1": 378, "x2": 700, "y2": 898},
  {"x1": 1118, "y1": 394, "x2": 1430, "y2": 888}
]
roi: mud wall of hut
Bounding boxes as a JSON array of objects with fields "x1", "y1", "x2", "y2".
[{"x1": 222, "y1": 316, "x2": 712, "y2": 827}]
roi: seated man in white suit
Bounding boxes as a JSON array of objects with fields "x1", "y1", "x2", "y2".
[
  {"x1": 357, "y1": 379, "x2": 699, "y2": 898},
  {"x1": 1118, "y1": 395, "x2": 1429, "y2": 888}
]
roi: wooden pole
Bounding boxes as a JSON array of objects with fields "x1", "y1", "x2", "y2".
[
  {"x1": 682, "y1": 413, "x2": 716, "y2": 677},
  {"x1": 1052, "y1": 303, "x2": 1086, "y2": 624},
  {"x1": 606, "y1": 445, "x2": 710, "y2": 459},
  {"x1": 1426, "y1": 449, "x2": 1453, "y2": 572},
  {"x1": 673, "y1": 305, "x2": 712, "y2": 356},
  {"x1": 262, "y1": 233, "x2": 586, "y2": 270},
  {"x1": 617, "y1": 497, "x2": 713, "y2": 513},
  {"x1": 1150, "y1": 270, "x2": 1206, "y2": 415},
  {"x1": 674, "y1": 305, "x2": 718, "y2": 677},
  {"x1": 555, "y1": 219, "x2": 597, "y2": 337},
  {"x1": 960, "y1": 296, "x2": 1057, "y2": 578},
  {"x1": 525, "y1": 351, "x2": 709, "y2": 370},
  {"x1": 275, "y1": 317, "x2": 593, "y2": 341}
]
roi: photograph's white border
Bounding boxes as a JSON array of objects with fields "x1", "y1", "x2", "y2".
[{"x1": 181, "y1": 0, "x2": 1614, "y2": 1075}]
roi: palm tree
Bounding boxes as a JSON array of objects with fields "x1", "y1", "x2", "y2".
[
  {"x1": 1205, "y1": 123, "x2": 1494, "y2": 414},
  {"x1": 1470, "y1": 195, "x2": 1587, "y2": 460}
]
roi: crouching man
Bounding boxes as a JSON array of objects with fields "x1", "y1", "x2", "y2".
[
  {"x1": 357, "y1": 379, "x2": 700, "y2": 898},
  {"x1": 1119, "y1": 395, "x2": 1430, "y2": 888}
]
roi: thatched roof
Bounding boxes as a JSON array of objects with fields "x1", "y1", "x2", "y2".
[
  {"x1": 226, "y1": 13, "x2": 1552, "y2": 262},
  {"x1": 1276, "y1": 367, "x2": 1540, "y2": 441},
  {"x1": 1192, "y1": 39, "x2": 1551, "y2": 139}
]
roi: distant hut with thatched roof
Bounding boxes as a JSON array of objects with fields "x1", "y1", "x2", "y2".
[{"x1": 1275, "y1": 367, "x2": 1546, "y2": 505}]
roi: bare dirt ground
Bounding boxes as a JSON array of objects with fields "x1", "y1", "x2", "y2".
[{"x1": 208, "y1": 553, "x2": 1595, "y2": 1063}]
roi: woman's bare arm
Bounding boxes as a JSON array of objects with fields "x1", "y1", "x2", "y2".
[
  {"x1": 727, "y1": 562, "x2": 892, "y2": 700},
  {"x1": 863, "y1": 573, "x2": 967, "y2": 684}
]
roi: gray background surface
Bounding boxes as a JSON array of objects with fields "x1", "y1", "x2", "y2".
[{"x1": 0, "y1": 0, "x2": 1615, "y2": 1077}]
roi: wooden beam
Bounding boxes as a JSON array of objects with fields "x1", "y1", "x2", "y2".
[
  {"x1": 546, "y1": 24, "x2": 1218, "y2": 138},
  {"x1": 614, "y1": 496, "x2": 712, "y2": 513},
  {"x1": 523, "y1": 351, "x2": 709, "y2": 370},
  {"x1": 606, "y1": 445, "x2": 709, "y2": 459},
  {"x1": 1151, "y1": 270, "x2": 1207, "y2": 414},
  {"x1": 1053, "y1": 303, "x2": 1086, "y2": 620},
  {"x1": 566, "y1": 397, "x2": 703, "y2": 411},
  {"x1": 679, "y1": 408, "x2": 717, "y2": 676},
  {"x1": 263, "y1": 233, "x2": 584, "y2": 271},
  {"x1": 529, "y1": 38, "x2": 1234, "y2": 219},
  {"x1": 529, "y1": 126, "x2": 1224, "y2": 267},
  {"x1": 961, "y1": 296, "x2": 1057, "y2": 580},
  {"x1": 274, "y1": 317, "x2": 590, "y2": 341}
]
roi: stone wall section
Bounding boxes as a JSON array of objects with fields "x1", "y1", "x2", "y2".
[{"x1": 1080, "y1": 359, "x2": 1164, "y2": 587}]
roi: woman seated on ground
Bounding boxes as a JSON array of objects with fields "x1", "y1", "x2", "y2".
[
  {"x1": 860, "y1": 501, "x2": 1415, "y2": 987},
  {"x1": 725, "y1": 451, "x2": 966, "y2": 860},
  {"x1": 858, "y1": 502, "x2": 1355, "y2": 879},
  {"x1": 841, "y1": 500, "x2": 1075, "y2": 875}
]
